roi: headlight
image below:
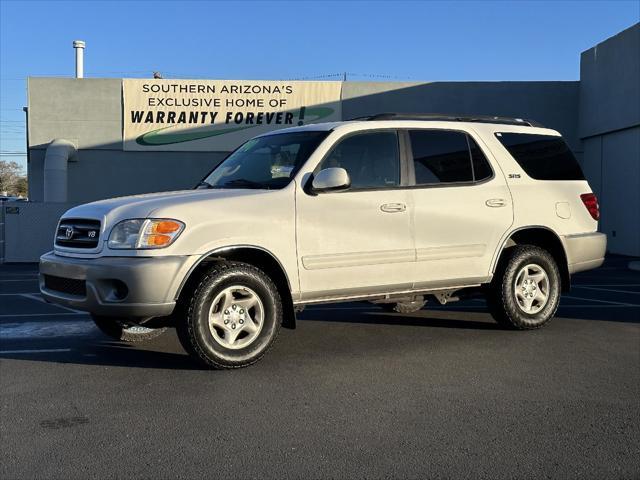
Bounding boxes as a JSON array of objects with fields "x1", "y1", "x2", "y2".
[{"x1": 108, "y1": 219, "x2": 185, "y2": 249}]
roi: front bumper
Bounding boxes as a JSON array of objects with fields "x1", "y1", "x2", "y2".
[
  {"x1": 562, "y1": 232, "x2": 607, "y2": 274},
  {"x1": 39, "y1": 252, "x2": 196, "y2": 318}
]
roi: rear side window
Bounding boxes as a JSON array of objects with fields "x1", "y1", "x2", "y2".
[
  {"x1": 495, "y1": 133, "x2": 585, "y2": 180},
  {"x1": 318, "y1": 131, "x2": 400, "y2": 189},
  {"x1": 469, "y1": 136, "x2": 493, "y2": 181},
  {"x1": 408, "y1": 130, "x2": 493, "y2": 185}
]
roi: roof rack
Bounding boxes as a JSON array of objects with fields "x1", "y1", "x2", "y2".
[{"x1": 350, "y1": 113, "x2": 544, "y2": 128}]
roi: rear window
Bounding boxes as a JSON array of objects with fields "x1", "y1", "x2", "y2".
[
  {"x1": 495, "y1": 133, "x2": 585, "y2": 181},
  {"x1": 408, "y1": 130, "x2": 493, "y2": 185},
  {"x1": 410, "y1": 130, "x2": 472, "y2": 184}
]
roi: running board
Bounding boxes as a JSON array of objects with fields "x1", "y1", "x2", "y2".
[{"x1": 294, "y1": 284, "x2": 481, "y2": 306}]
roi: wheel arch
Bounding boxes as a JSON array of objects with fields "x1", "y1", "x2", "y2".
[
  {"x1": 175, "y1": 245, "x2": 296, "y2": 329},
  {"x1": 492, "y1": 226, "x2": 570, "y2": 292}
]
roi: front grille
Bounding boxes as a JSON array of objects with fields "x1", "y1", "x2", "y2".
[
  {"x1": 55, "y1": 218, "x2": 101, "y2": 249},
  {"x1": 44, "y1": 275, "x2": 86, "y2": 296}
]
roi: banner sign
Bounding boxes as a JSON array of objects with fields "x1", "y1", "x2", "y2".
[{"x1": 123, "y1": 79, "x2": 342, "y2": 151}]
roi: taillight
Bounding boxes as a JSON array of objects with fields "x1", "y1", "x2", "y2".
[{"x1": 580, "y1": 193, "x2": 600, "y2": 220}]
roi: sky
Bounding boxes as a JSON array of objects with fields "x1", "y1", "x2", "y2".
[{"x1": 1, "y1": 0, "x2": 639, "y2": 171}]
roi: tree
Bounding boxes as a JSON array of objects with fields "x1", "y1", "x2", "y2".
[
  {"x1": 15, "y1": 176, "x2": 28, "y2": 197},
  {"x1": 0, "y1": 160, "x2": 28, "y2": 197}
]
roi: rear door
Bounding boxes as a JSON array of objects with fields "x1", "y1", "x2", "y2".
[{"x1": 405, "y1": 128, "x2": 513, "y2": 287}]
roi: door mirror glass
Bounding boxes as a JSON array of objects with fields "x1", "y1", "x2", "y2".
[{"x1": 311, "y1": 167, "x2": 351, "y2": 193}]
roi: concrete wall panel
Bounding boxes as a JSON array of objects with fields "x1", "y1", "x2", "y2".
[
  {"x1": 27, "y1": 77, "x2": 122, "y2": 150},
  {"x1": 581, "y1": 136, "x2": 602, "y2": 198},
  {"x1": 580, "y1": 24, "x2": 640, "y2": 138},
  {"x1": 342, "y1": 81, "x2": 581, "y2": 151},
  {"x1": 3, "y1": 202, "x2": 75, "y2": 262},
  {"x1": 599, "y1": 127, "x2": 640, "y2": 256},
  {"x1": 64, "y1": 150, "x2": 225, "y2": 203},
  {"x1": 578, "y1": 23, "x2": 640, "y2": 256}
]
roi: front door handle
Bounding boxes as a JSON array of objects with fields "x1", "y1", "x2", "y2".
[
  {"x1": 380, "y1": 203, "x2": 407, "y2": 213},
  {"x1": 485, "y1": 198, "x2": 507, "y2": 208}
]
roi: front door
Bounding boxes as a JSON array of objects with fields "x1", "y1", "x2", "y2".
[{"x1": 296, "y1": 130, "x2": 414, "y2": 301}]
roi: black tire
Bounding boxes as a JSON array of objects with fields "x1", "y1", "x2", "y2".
[
  {"x1": 176, "y1": 261, "x2": 282, "y2": 369},
  {"x1": 379, "y1": 300, "x2": 425, "y2": 314},
  {"x1": 486, "y1": 245, "x2": 561, "y2": 330},
  {"x1": 91, "y1": 316, "x2": 167, "y2": 342}
]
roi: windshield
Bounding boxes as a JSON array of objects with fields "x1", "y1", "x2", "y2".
[{"x1": 199, "y1": 131, "x2": 329, "y2": 190}]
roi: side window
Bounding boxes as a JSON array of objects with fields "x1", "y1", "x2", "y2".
[
  {"x1": 409, "y1": 130, "x2": 473, "y2": 184},
  {"x1": 495, "y1": 132, "x2": 585, "y2": 181},
  {"x1": 318, "y1": 131, "x2": 400, "y2": 189},
  {"x1": 468, "y1": 136, "x2": 493, "y2": 181}
]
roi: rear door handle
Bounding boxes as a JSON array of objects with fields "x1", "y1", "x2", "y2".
[
  {"x1": 380, "y1": 203, "x2": 407, "y2": 213},
  {"x1": 485, "y1": 198, "x2": 507, "y2": 208}
]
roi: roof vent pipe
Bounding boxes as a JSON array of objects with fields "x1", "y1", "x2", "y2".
[
  {"x1": 44, "y1": 139, "x2": 76, "y2": 202},
  {"x1": 73, "y1": 40, "x2": 85, "y2": 78}
]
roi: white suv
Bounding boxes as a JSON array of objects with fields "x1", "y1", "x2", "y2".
[{"x1": 40, "y1": 114, "x2": 606, "y2": 368}]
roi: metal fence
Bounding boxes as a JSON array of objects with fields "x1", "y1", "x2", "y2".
[
  {"x1": 0, "y1": 201, "x2": 5, "y2": 263},
  {"x1": 2, "y1": 202, "x2": 76, "y2": 263}
]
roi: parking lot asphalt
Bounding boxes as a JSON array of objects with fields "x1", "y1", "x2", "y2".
[{"x1": 1, "y1": 257, "x2": 639, "y2": 479}]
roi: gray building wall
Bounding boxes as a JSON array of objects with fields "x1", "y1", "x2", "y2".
[
  {"x1": 28, "y1": 78, "x2": 121, "y2": 150},
  {"x1": 342, "y1": 81, "x2": 581, "y2": 153},
  {"x1": 579, "y1": 24, "x2": 640, "y2": 138},
  {"x1": 579, "y1": 23, "x2": 640, "y2": 256},
  {"x1": 27, "y1": 78, "x2": 222, "y2": 203},
  {"x1": 27, "y1": 78, "x2": 580, "y2": 203}
]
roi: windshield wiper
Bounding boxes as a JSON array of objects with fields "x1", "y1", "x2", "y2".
[
  {"x1": 195, "y1": 180, "x2": 215, "y2": 189},
  {"x1": 221, "y1": 179, "x2": 270, "y2": 190}
]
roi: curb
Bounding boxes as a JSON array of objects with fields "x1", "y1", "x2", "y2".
[{"x1": 629, "y1": 261, "x2": 640, "y2": 272}]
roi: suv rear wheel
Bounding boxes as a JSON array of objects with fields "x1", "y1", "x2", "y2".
[
  {"x1": 91, "y1": 316, "x2": 167, "y2": 342},
  {"x1": 486, "y1": 245, "x2": 561, "y2": 329},
  {"x1": 176, "y1": 261, "x2": 282, "y2": 369}
]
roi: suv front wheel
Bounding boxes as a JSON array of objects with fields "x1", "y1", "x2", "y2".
[
  {"x1": 486, "y1": 245, "x2": 561, "y2": 330},
  {"x1": 176, "y1": 261, "x2": 282, "y2": 369}
]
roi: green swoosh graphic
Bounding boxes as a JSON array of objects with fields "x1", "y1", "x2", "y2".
[
  {"x1": 137, "y1": 125, "x2": 253, "y2": 146},
  {"x1": 136, "y1": 107, "x2": 335, "y2": 146}
]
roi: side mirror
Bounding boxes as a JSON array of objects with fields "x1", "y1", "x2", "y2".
[{"x1": 311, "y1": 167, "x2": 351, "y2": 193}]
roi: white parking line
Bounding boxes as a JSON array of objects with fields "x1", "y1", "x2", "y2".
[
  {"x1": 561, "y1": 295, "x2": 636, "y2": 306},
  {"x1": 574, "y1": 286, "x2": 640, "y2": 295},
  {"x1": 0, "y1": 292, "x2": 41, "y2": 296},
  {"x1": 306, "y1": 307, "x2": 376, "y2": 312},
  {"x1": 430, "y1": 304, "x2": 637, "y2": 309},
  {"x1": 0, "y1": 319, "x2": 95, "y2": 338},
  {"x1": 0, "y1": 348, "x2": 71, "y2": 354},
  {"x1": 0, "y1": 312, "x2": 86, "y2": 318},
  {"x1": 309, "y1": 304, "x2": 639, "y2": 312},
  {"x1": 0, "y1": 273, "x2": 39, "y2": 277},
  {"x1": 562, "y1": 305, "x2": 639, "y2": 308}
]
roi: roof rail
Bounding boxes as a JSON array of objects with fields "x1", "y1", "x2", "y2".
[{"x1": 349, "y1": 113, "x2": 544, "y2": 128}]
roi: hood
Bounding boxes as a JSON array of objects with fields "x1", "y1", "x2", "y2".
[
  {"x1": 55, "y1": 185, "x2": 295, "y2": 258},
  {"x1": 61, "y1": 189, "x2": 263, "y2": 227}
]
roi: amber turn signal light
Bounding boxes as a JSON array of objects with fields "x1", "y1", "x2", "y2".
[{"x1": 150, "y1": 220, "x2": 182, "y2": 234}]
